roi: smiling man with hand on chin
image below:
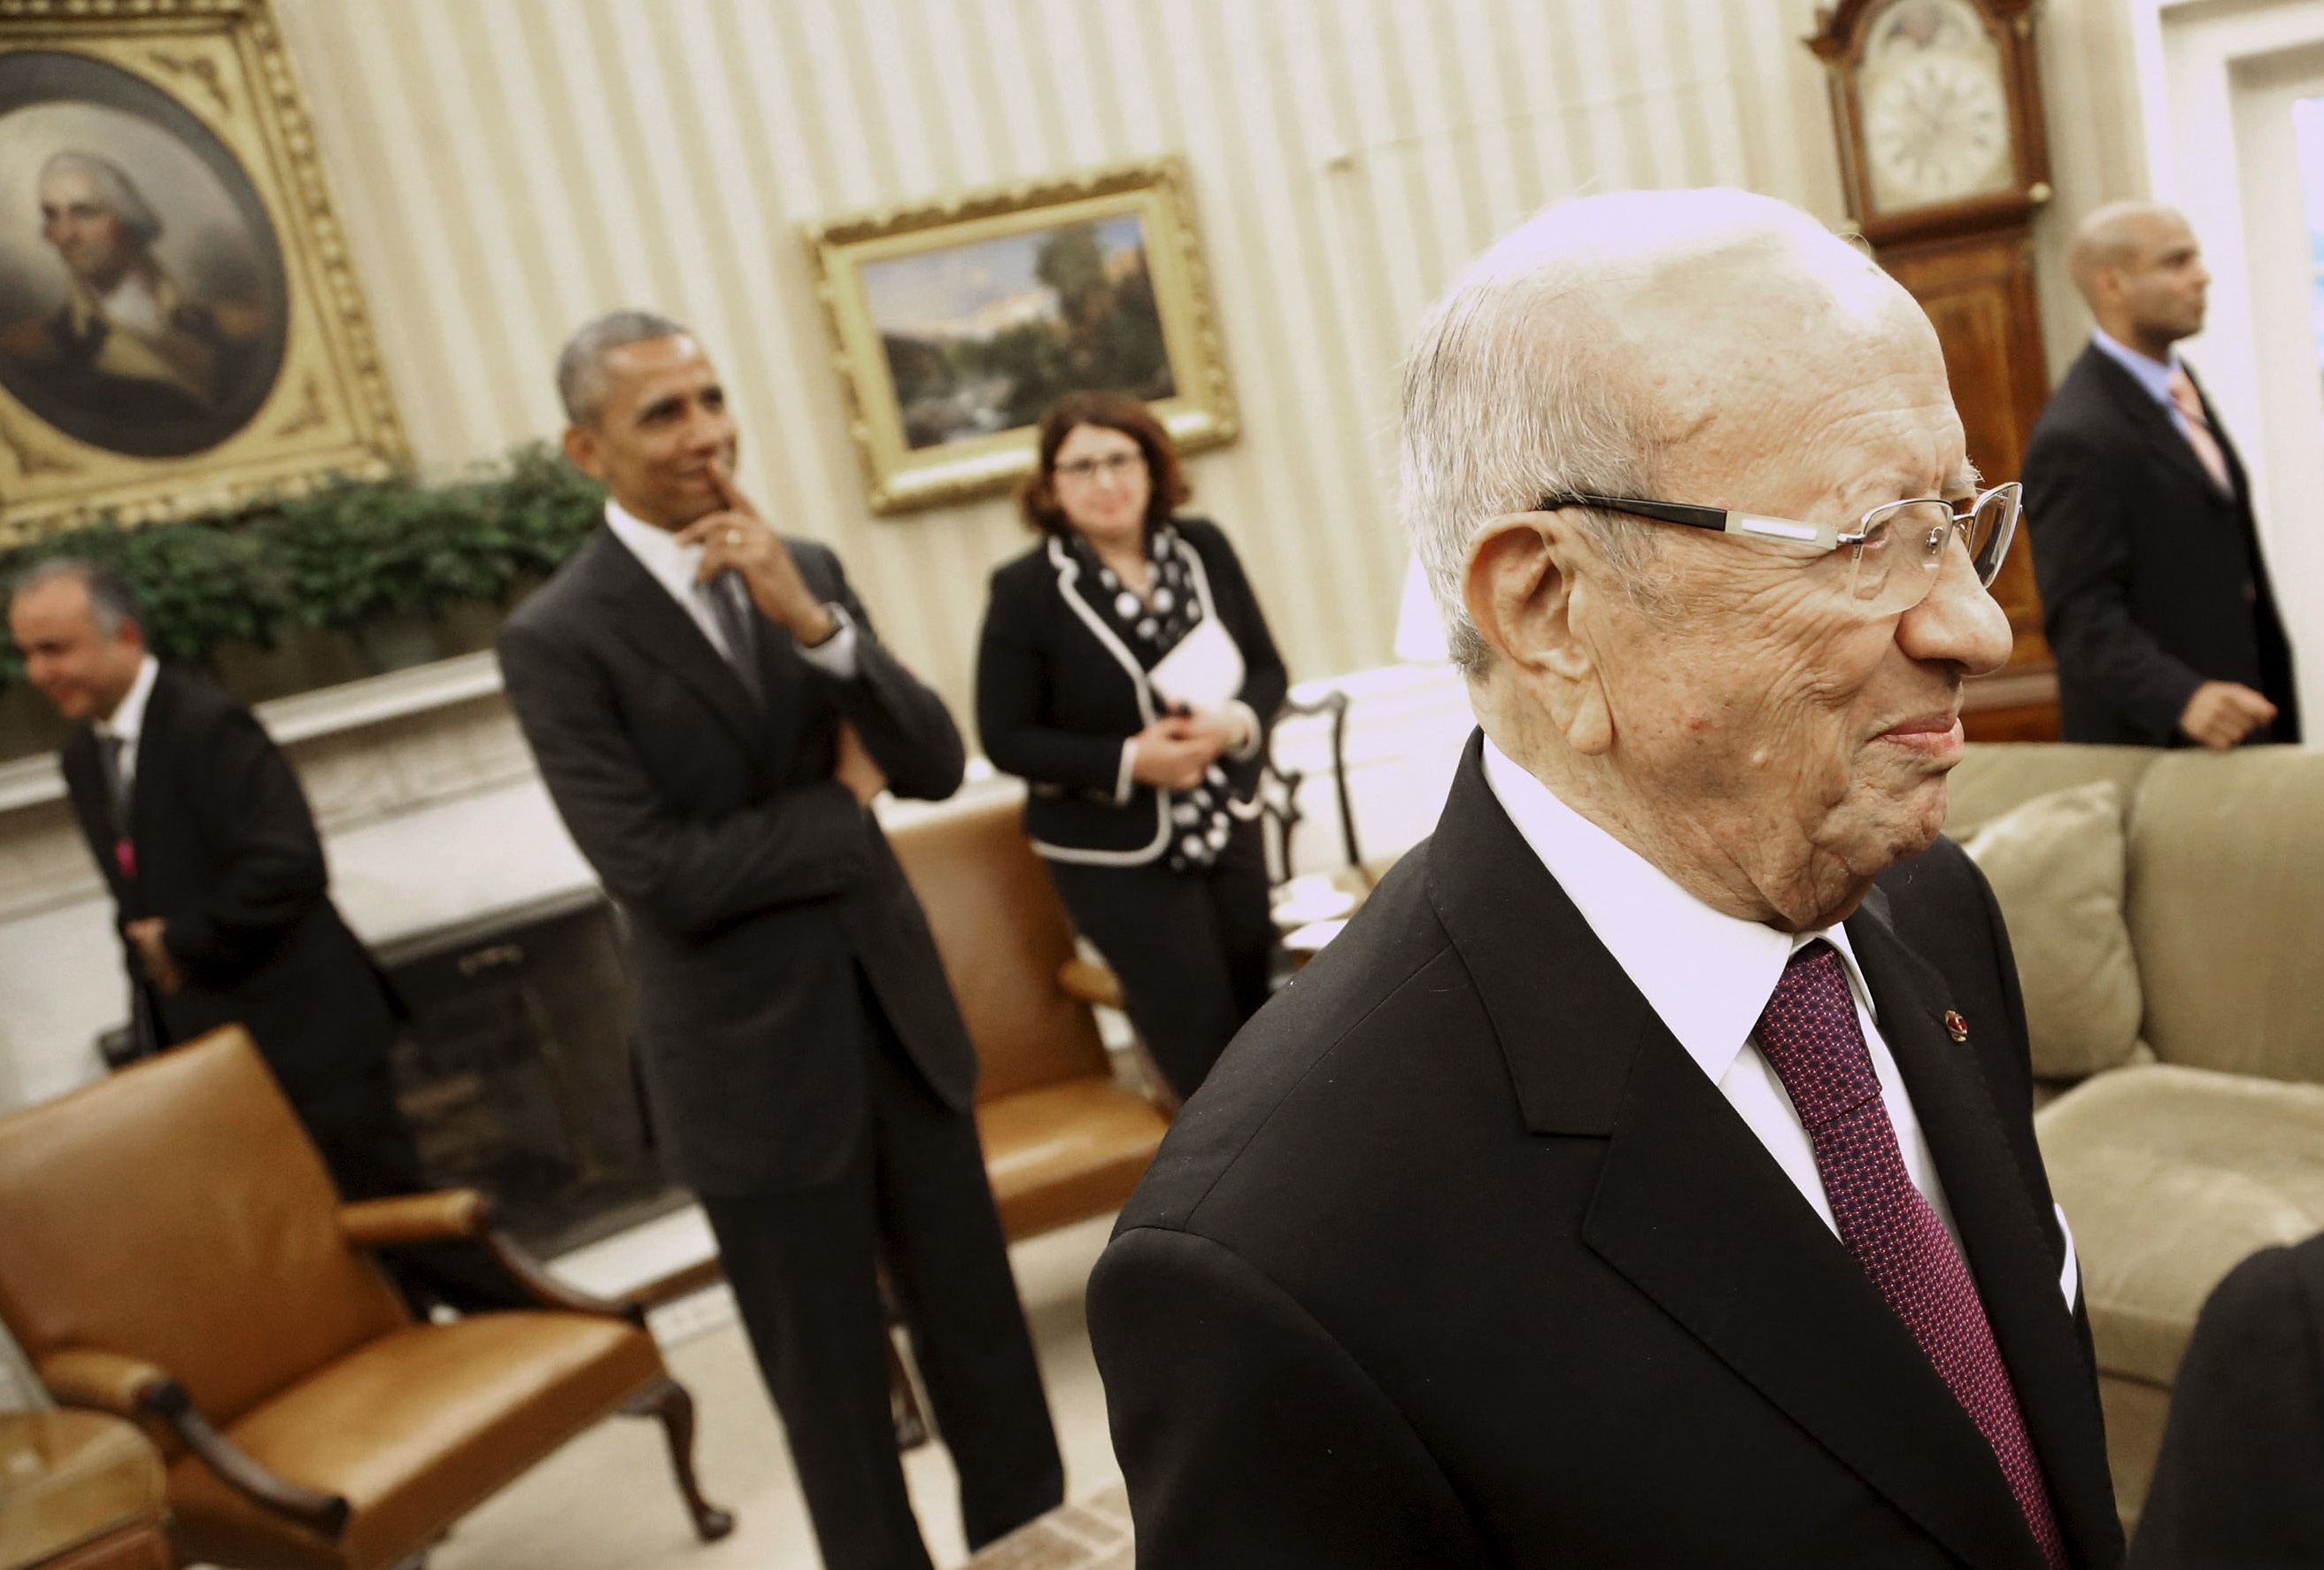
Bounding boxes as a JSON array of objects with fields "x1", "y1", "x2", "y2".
[
  {"x1": 498, "y1": 313, "x2": 1061, "y2": 1570},
  {"x1": 1089, "y1": 190, "x2": 2120, "y2": 1570}
]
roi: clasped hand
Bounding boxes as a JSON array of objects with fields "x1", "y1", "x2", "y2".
[
  {"x1": 1131, "y1": 709, "x2": 1245, "y2": 792},
  {"x1": 124, "y1": 916, "x2": 182, "y2": 994},
  {"x1": 673, "y1": 460, "x2": 838, "y2": 646},
  {"x1": 2179, "y1": 680, "x2": 2277, "y2": 750}
]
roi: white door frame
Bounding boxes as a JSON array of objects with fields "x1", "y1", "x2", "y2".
[{"x1": 2128, "y1": 0, "x2": 2324, "y2": 729}]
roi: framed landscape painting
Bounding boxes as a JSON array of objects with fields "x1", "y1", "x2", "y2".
[
  {"x1": 0, "y1": 0, "x2": 405, "y2": 543},
  {"x1": 805, "y1": 157, "x2": 1237, "y2": 514}
]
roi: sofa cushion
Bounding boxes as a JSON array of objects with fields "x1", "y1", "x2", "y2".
[
  {"x1": 1942, "y1": 743, "x2": 2161, "y2": 840},
  {"x1": 2127, "y1": 747, "x2": 2324, "y2": 1084},
  {"x1": 1962, "y1": 781, "x2": 2143, "y2": 1079},
  {"x1": 2034, "y1": 1064, "x2": 2324, "y2": 1388}
]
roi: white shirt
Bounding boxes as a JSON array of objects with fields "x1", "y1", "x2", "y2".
[
  {"x1": 603, "y1": 499, "x2": 858, "y2": 679},
  {"x1": 1480, "y1": 739, "x2": 1963, "y2": 1249},
  {"x1": 102, "y1": 272, "x2": 167, "y2": 339},
  {"x1": 94, "y1": 653, "x2": 160, "y2": 793}
]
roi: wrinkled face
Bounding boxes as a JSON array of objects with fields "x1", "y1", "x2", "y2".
[
  {"x1": 562, "y1": 336, "x2": 739, "y2": 529},
  {"x1": 38, "y1": 167, "x2": 137, "y2": 291},
  {"x1": 2108, "y1": 213, "x2": 2209, "y2": 346},
  {"x1": 8, "y1": 577, "x2": 144, "y2": 723},
  {"x1": 1050, "y1": 422, "x2": 1151, "y2": 549},
  {"x1": 1583, "y1": 301, "x2": 2011, "y2": 928}
]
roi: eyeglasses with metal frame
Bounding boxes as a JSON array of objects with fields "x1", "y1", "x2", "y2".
[{"x1": 1536, "y1": 481, "x2": 2021, "y2": 613}]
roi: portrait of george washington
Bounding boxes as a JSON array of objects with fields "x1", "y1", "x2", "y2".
[{"x1": 0, "y1": 50, "x2": 289, "y2": 459}]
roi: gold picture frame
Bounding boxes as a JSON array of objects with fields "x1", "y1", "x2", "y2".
[
  {"x1": 804, "y1": 156, "x2": 1237, "y2": 515},
  {"x1": 0, "y1": 0, "x2": 405, "y2": 545}
]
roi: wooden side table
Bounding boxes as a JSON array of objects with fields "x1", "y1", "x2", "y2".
[{"x1": 0, "y1": 1410, "x2": 172, "y2": 1570}]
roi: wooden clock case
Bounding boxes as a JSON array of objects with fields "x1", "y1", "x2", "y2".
[{"x1": 1810, "y1": 0, "x2": 2062, "y2": 740}]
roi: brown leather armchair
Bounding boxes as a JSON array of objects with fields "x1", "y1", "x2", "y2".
[
  {"x1": 0, "y1": 1029, "x2": 731, "y2": 1570},
  {"x1": 887, "y1": 793, "x2": 1173, "y2": 1242}
]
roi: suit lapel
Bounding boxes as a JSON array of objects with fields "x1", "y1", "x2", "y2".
[
  {"x1": 1584, "y1": 1033, "x2": 2049, "y2": 1570},
  {"x1": 584, "y1": 530, "x2": 768, "y2": 759},
  {"x1": 1425, "y1": 738, "x2": 2046, "y2": 1570},
  {"x1": 1846, "y1": 905, "x2": 2121, "y2": 1569},
  {"x1": 2081, "y1": 347, "x2": 2235, "y2": 504}
]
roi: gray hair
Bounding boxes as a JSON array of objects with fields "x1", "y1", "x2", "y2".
[
  {"x1": 38, "y1": 150, "x2": 161, "y2": 246},
  {"x1": 556, "y1": 309, "x2": 691, "y2": 425},
  {"x1": 9, "y1": 557, "x2": 143, "y2": 638},
  {"x1": 1400, "y1": 189, "x2": 1855, "y2": 674}
]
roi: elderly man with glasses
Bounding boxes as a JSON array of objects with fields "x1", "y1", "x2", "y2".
[{"x1": 1087, "y1": 189, "x2": 2121, "y2": 1570}]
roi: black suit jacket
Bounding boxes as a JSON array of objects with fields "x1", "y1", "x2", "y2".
[
  {"x1": 1089, "y1": 736, "x2": 2123, "y2": 1569},
  {"x1": 498, "y1": 525, "x2": 976, "y2": 1196},
  {"x1": 58, "y1": 667, "x2": 398, "y2": 1111},
  {"x1": 2023, "y1": 345, "x2": 2299, "y2": 745},
  {"x1": 976, "y1": 516, "x2": 1288, "y2": 862},
  {"x1": 2127, "y1": 1232, "x2": 2324, "y2": 1569}
]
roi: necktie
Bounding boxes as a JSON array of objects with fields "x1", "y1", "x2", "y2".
[
  {"x1": 1757, "y1": 943, "x2": 2068, "y2": 1570},
  {"x1": 703, "y1": 571, "x2": 764, "y2": 708},
  {"x1": 96, "y1": 731, "x2": 135, "y2": 878},
  {"x1": 2166, "y1": 367, "x2": 2231, "y2": 493}
]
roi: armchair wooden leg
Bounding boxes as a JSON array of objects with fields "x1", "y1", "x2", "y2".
[{"x1": 624, "y1": 1375, "x2": 736, "y2": 1541}]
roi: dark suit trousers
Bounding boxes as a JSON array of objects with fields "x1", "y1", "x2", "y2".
[
  {"x1": 1045, "y1": 819, "x2": 1275, "y2": 1101},
  {"x1": 701, "y1": 974, "x2": 1062, "y2": 1570},
  {"x1": 297, "y1": 1064, "x2": 537, "y2": 1317}
]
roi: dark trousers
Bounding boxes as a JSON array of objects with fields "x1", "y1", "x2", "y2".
[
  {"x1": 300, "y1": 1067, "x2": 537, "y2": 1317},
  {"x1": 700, "y1": 983, "x2": 1062, "y2": 1570},
  {"x1": 1045, "y1": 818, "x2": 1276, "y2": 1101}
]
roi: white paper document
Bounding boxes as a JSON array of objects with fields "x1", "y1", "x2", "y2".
[{"x1": 1147, "y1": 615, "x2": 1245, "y2": 712}]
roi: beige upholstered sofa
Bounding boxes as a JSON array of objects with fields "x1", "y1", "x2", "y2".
[{"x1": 1941, "y1": 742, "x2": 2324, "y2": 1528}]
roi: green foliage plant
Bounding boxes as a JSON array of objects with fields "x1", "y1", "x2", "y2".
[{"x1": 0, "y1": 444, "x2": 604, "y2": 689}]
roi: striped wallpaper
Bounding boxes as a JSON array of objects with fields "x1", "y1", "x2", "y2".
[{"x1": 267, "y1": 0, "x2": 2150, "y2": 726}]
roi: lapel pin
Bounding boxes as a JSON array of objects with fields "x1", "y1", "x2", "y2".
[{"x1": 1943, "y1": 1009, "x2": 1970, "y2": 1043}]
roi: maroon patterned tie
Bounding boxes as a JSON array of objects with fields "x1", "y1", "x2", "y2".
[{"x1": 1757, "y1": 942, "x2": 2068, "y2": 1570}]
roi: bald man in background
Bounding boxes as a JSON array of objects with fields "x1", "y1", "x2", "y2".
[{"x1": 2022, "y1": 203, "x2": 2299, "y2": 747}]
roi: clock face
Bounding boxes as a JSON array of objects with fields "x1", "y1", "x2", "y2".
[{"x1": 1855, "y1": 0, "x2": 2018, "y2": 214}]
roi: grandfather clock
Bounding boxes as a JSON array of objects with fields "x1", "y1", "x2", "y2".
[{"x1": 1808, "y1": 0, "x2": 2060, "y2": 740}]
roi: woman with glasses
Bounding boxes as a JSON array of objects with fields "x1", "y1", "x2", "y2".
[{"x1": 977, "y1": 391, "x2": 1288, "y2": 1103}]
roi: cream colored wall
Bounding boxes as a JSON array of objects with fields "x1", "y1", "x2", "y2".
[{"x1": 266, "y1": 0, "x2": 2148, "y2": 727}]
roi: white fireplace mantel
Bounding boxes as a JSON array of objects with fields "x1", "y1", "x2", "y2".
[
  {"x1": 0, "y1": 650, "x2": 1470, "y2": 1117},
  {"x1": 0, "y1": 652, "x2": 597, "y2": 1112}
]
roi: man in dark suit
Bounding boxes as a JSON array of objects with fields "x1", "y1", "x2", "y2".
[
  {"x1": 498, "y1": 312, "x2": 1060, "y2": 1570},
  {"x1": 2127, "y1": 1233, "x2": 2324, "y2": 1568},
  {"x1": 6, "y1": 560, "x2": 521, "y2": 1314},
  {"x1": 1090, "y1": 189, "x2": 2122, "y2": 1568},
  {"x1": 2023, "y1": 202, "x2": 2299, "y2": 747}
]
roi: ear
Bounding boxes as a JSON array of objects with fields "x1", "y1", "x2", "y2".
[
  {"x1": 2089, "y1": 263, "x2": 2126, "y2": 313},
  {"x1": 562, "y1": 423, "x2": 606, "y2": 482},
  {"x1": 1463, "y1": 512, "x2": 1616, "y2": 755}
]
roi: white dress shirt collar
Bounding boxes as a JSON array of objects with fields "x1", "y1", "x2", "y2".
[
  {"x1": 2089, "y1": 326, "x2": 2181, "y2": 409},
  {"x1": 604, "y1": 498, "x2": 723, "y2": 632},
  {"x1": 97, "y1": 653, "x2": 160, "y2": 746},
  {"x1": 1479, "y1": 736, "x2": 1878, "y2": 1080},
  {"x1": 601, "y1": 496, "x2": 861, "y2": 680}
]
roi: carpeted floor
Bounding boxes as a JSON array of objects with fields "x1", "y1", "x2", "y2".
[{"x1": 428, "y1": 1212, "x2": 1123, "y2": 1570}]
